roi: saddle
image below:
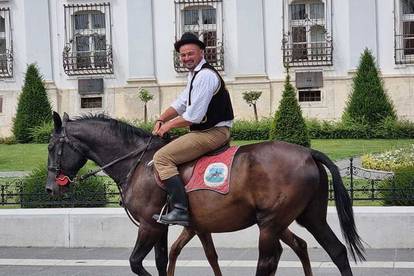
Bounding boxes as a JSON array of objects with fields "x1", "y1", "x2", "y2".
[{"x1": 153, "y1": 140, "x2": 238, "y2": 194}]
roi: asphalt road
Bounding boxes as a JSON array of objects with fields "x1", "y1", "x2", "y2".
[{"x1": 0, "y1": 247, "x2": 413, "y2": 276}]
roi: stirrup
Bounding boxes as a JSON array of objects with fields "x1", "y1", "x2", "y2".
[{"x1": 155, "y1": 202, "x2": 169, "y2": 223}]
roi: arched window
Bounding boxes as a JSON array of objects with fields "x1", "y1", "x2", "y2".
[
  {"x1": 174, "y1": 0, "x2": 224, "y2": 72},
  {"x1": 0, "y1": 8, "x2": 12, "y2": 78},
  {"x1": 63, "y1": 3, "x2": 112, "y2": 76},
  {"x1": 283, "y1": 0, "x2": 332, "y2": 67},
  {"x1": 73, "y1": 10, "x2": 107, "y2": 69}
]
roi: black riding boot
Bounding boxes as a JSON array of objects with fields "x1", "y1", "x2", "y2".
[{"x1": 153, "y1": 175, "x2": 189, "y2": 226}]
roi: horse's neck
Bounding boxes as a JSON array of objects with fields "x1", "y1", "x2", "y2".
[{"x1": 69, "y1": 122, "x2": 145, "y2": 184}]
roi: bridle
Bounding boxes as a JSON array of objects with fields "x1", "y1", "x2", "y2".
[
  {"x1": 48, "y1": 124, "x2": 154, "y2": 228},
  {"x1": 49, "y1": 126, "x2": 153, "y2": 186},
  {"x1": 48, "y1": 126, "x2": 84, "y2": 186}
]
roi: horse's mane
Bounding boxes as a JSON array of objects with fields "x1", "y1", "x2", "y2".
[{"x1": 72, "y1": 113, "x2": 153, "y2": 142}]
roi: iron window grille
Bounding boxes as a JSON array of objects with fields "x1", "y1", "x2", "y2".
[
  {"x1": 63, "y1": 3, "x2": 113, "y2": 76},
  {"x1": 298, "y1": 90, "x2": 321, "y2": 102},
  {"x1": 282, "y1": 0, "x2": 333, "y2": 68},
  {"x1": 174, "y1": 0, "x2": 224, "y2": 72},
  {"x1": 395, "y1": 0, "x2": 414, "y2": 64},
  {"x1": 0, "y1": 7, "x2": 13, "y2": 78}
]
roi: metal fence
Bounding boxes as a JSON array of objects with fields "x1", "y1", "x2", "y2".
[
  {"x1": 0, "y1": 178, "x2": 120, "y2": 208},
  {"x1": 1, "y1": 159, "x2": 413, "y2": 207}
]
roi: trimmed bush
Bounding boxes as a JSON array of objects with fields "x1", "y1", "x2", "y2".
[
  {"x1": 342, "y1": 48, "x2": 396, "y2": 126},
  {"x1": 13, "y1": 64, "x2": 53, "y2": 143},
  {"x1": 0, "y1": 136, "x2": 17, "y2": 144},
  {"x1": 20, "y1": 166, "x2": 108, "y2": 208},
  {"x1": 30, "y1": 121, "x2": 53, "y2": 143},
  {"x1": 380, "y1": 166, "x2": 414, "y2": 206},
  {"x1": 270, "y1": 74, "x2": 310, "y2": 147}
]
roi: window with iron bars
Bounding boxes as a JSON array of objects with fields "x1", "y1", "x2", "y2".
[
  {"x1": 63, "y1": 3, "x2": 113, "y2": 76},
  {"x1": 395, "y1": 0, "x2": 414, "y2": 64},
  {"x1": 298, "y1": 90, "x2": 321, "y2": 102},
  {"x1": 0, "y1": 7, "x2": 13, "y2": 78},
  {"x1": 282, "y1": 0, "x2": 332, "y2": 67},
  {"x1": 174, "y1": 0, "x2": 224, "y2": 73}
]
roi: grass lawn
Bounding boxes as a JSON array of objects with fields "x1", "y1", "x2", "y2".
[
  {"x1": 0, "y1": 139, "x2": 413, "y2": 171},
  {"x1": 234, "y1": 139, "x2": 414, "y2": 161}
]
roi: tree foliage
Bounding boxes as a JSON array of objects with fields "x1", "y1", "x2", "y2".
[
  {"x1": 342, "y1": 48, "x2": 396, "y2": 126},
  {"x1": 137, "y1": 88, "x2": 154, "y2": 123},
  {"x1": 270, "y1": 74, "x2": 310, "y2": 147},
  {"x1": 13, "y1": 64, "x2": 52, "y2": 143},
  {"x1": 242, "y1": 90, "x2": 262, "y2": 122}
]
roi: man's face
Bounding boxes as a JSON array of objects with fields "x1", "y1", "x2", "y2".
[{"x1": 179, "y1": 44, "x2": 204, "y2": 71}]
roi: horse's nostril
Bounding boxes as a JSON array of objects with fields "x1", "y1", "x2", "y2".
[{"x1": 46, "y1": 188, "x2": 53, "y2": 195}]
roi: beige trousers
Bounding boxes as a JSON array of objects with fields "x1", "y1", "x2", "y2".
[{"x1": 153, "y1": 127, "x2": 231, "y2": 180}]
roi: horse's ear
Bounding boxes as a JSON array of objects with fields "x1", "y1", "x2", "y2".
[
  {"x1": 53, "y1": 111, "x2": 62, "y2": 130},
  {"x1": 63, "y1": 112, "x2": 70, "y2": 122}
]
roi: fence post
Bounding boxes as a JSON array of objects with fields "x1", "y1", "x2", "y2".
[
  {"x1": 349, "y1": 157, "x2": 354, "y2": 203},
  {"x1": 1, "y1": 185, "x2": 4, "y2": 205}
]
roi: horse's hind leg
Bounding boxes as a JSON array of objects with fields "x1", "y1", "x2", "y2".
[
  {"x1": 155, "y1": 229, "x2": 168, "y2": 276},
  {"x1": 168, "y1": 227, "x2": 196, "y2": 276},
  {"x1": 297, "y1": 209, "x2": 352, "y2": 276},
  {"x1": 280, "y1": 229, "x2": 313, "y2": 276},
  {"x1": 256, "y1": 226, "x2": 282, "y2": 276},
  {"x1": 130, "y1": 227, "x2": 164, "y2": 276},
  {"x1": 198, "y1": 232, "x2": 222, "y2": 276}
]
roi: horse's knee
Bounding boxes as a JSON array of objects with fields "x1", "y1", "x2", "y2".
[{"x1": 295, "y1": 236, "x2": 308, "y2": 251}]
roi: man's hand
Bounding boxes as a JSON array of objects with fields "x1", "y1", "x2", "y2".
[
  {"x1": 152, "y1": 120, "x2": 163, "y2": 135},
  {"x1": 153, "y1": 123, "x2": 170, "y2": 137}
]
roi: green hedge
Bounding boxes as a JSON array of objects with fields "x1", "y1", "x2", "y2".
[
  {"x1": 127, "y1": 117, "x2": 414, "y2": 141},
  {"x1": 20, "y1": 166, "x2": 108, "y2": 208},
  {"x1": 381, "y1": 166, "x2": 414, "y2": 206}
]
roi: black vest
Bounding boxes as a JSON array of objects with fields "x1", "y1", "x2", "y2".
[{"x1": 188, "y1": 63, "x2": 234, "y2": 131}]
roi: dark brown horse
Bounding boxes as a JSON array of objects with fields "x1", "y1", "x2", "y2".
[{"x1": 46, "y1": 112, "x2": 365, "y2": 276}]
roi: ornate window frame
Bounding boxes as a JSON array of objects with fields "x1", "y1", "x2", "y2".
[
  {"x1": 395, "y1": 0, "x2": 414, "y2": 64},
  {"x1": 174, "y1": 0, "x2": 224, "y2": 72},
  {"x1": 282, "y1": 0, "x2": 333, "y2": 68},
  {"x1": 0, "y1": 7, "x2": 13, "y2": 78},
  {"x1": 63, "y1": 2, "x2": 113, "y2": 76}
]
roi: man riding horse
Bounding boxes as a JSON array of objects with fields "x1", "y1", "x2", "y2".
[{"x1": 152, "y1": 32, "x2": 234, "y2": 226}]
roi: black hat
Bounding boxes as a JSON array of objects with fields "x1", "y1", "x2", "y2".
[{"x1": 174, "y1": 32, "x2": 206, "y2": 52}]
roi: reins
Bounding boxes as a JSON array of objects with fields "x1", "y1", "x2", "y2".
[
  {"x1": 76, "y1": 135, "x2": 153, "y2": 182},
  {"x1": 52, "y1": 126, "x2": 155, "y2": 228},
  {"x1": 78, "y1": 135, "x2": 154, "y2": 228}
]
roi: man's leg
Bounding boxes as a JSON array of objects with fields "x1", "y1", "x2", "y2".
[{"x1": 153, "y1": 127, "x2": 230, "y2": 226}]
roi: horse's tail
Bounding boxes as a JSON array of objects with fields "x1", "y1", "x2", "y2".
[{"x1": 311, "y1": 149, "x2": 366, "y2": 262}]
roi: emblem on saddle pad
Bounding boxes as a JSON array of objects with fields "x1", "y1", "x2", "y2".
[{"x1": 203, "y1": 162, "x2": 228, "y2": 187}]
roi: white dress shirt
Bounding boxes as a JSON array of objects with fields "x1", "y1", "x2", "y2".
[{"x1": 171, "y1": 58, "x2": 233, "y2": 128}]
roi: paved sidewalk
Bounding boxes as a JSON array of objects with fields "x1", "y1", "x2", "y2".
[{"x1": 0, "y1": 247, "x2": 413, "y2": 276}]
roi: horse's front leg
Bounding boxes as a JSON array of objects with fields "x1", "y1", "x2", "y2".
[
  {"x1": 130, "y1": 226, "x2": 165, "y2": 276},
  {"x1": 155, "y1": 228, "x2": 169, "y2": 276}
]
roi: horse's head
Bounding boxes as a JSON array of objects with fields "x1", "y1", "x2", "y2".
[{"x1": 45, "y1": 112, "x2": 87, "y2": 196}]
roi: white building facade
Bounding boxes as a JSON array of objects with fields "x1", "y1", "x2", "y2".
[{"x1": 0, "y1": 0, "x2": 413, "y2": 137}]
